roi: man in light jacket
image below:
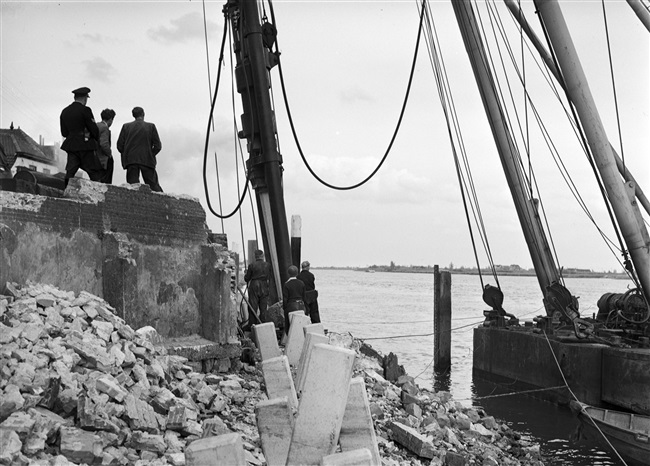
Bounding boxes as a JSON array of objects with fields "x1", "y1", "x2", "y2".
[
  {"x1": 97, "y1": 108, "x2": 116, "y2": 184},
  {"x1": 117, "y1": 106, "x2": 163, "y2": 192}
]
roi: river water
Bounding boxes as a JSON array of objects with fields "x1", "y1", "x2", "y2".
[{"x1": 315, "y1": 268, "x2": 632, "y2": 465}]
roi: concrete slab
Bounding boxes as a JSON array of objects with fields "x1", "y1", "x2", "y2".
[
  {"x1": 253, "y1": 322, "x2": 281, "y2": 361},
  {"x1": 303, "y1": 323, "x2": 324, "y2": 336},
  {"x1": 320, "y1": 448, "x2": 373, "y2": 466},
  {"x1": 255, "y1": 397, "x2": 294, "y2": 466},
  {"x1": 261, "y1": 356, "x2": 298, "y2": 411},
  {"x1": 185, "y1": 432, "x2": 246, "y2": 466},
  {"x1": 295, "y1": 333, "x2": 329, "y2": 395},
  {"x1": 339, "y1": 378, "x2": 381, "y2": 465},
  {"x1": 287, "y1": 344, "x2": 356, "y2": 465},
  {"x1": 285, "y1": 313, "x2": 312, "y2": 367}
]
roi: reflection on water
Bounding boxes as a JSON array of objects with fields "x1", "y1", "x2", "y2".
[
  {"x1": 317, "y1": 269, "x2": 631, "y2": 465},
  {"x1": 470, "y1": 375, "x2": 617, "y2": 465}
]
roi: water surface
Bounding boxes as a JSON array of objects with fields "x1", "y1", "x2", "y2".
[{"x1": 316, "y1": 269, "x2": 632, "y2": 465}]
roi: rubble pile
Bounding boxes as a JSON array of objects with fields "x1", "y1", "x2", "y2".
[
  {"x1": 331, "y1": 334, "x2": 545, "y2": 466},
  {"x1": 0, "y1": 282, "x2": 545, "y2": 465},
  {"x1": 0, "y1": 282, "x2": 267, "y2": 466}
]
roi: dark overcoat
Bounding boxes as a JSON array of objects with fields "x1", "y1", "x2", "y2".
[{"x1": 60, "y1": 102, "x2": 99, "y2": 152}]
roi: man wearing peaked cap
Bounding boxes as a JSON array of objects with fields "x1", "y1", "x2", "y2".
[
  {"x1": 60, "y1": 86, "x2": 106, "y2": 187},
  {"x1": 72, "y1": 87, "x2": 91, "y2": 96}
]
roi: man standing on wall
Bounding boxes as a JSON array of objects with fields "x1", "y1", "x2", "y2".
[
  {"x1": 60, "y1": 87, "x2": 104, "y2": 187},
  {"x1": 244, "y1": 249, "x2": 272, "y2": 326},
  {"x1": 298, "y1": 260, "x2": 320, "y2": 323},
  {"x1": 97, "y1": 108, "x2": 116, "y2": 184},
  {"x1": 117, "y1": 106, "x2": 163, "y2": 192}
]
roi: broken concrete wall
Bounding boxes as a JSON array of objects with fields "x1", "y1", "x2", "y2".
[{"x1": 0, "y1": 178, "x2": 236, "y2": 343}]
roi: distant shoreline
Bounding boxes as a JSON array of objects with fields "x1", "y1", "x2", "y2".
[{"x1": 315, "y1": 266, "x2": 628, "y2": 279}]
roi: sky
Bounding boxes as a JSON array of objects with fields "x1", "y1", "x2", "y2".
[{"x1": 2, "y1": 0, "x2": 648, "y2": 273}]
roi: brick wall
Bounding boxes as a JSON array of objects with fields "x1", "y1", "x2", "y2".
[{"x1": 0, "y1": 179, "x2": 236, "y2": 343}]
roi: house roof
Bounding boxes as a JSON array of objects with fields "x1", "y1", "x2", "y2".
[{"x1": 0, "y1": 126, "x2": 55, "y2": 170}]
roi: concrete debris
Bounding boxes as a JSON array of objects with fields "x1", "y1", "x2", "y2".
[{"x1": 0, "y1": 282, "x2": 544, "y2": 465}]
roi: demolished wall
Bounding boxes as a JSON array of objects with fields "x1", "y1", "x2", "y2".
[{"x1": 0, "y1": 178, "x2": 237, "y2": 344}]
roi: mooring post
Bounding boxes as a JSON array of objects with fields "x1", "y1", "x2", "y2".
[
  {"x1": 291, "y1": 215, "x2": 301, "y2": 267},
  {"x1": 434, "y1": 266, "x2": 452, "y2": 371}
]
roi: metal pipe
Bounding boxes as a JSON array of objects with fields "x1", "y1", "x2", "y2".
[
  {"x1": 504, "y1": 0, "x2": 650, "y2": 217},
  {"x1": 452, "y1": 0, "x2": 562, "y2": 305},
  {"x1": 626, "y1": 0, "x2": 650, "y2": 33},
  {"x1": 536, "y1": 0, "x2": 650, "y2": 301}
]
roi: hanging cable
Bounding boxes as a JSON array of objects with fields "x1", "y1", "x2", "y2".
[
  {"x1": 213, "y1": 152, "x2": 225, "y2": 233},
  {"x1": 202, "y1": 10, "x2": 252, "y2": 220},
  {"x1": 267, "y1": 0, "x2": 427, "y2": 191}
]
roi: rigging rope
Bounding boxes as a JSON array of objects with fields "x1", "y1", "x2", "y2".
[
  {"x1": 535, "y1": 6, "x2": 641, "y2": 290},
  {"x1": 267, "y1": 0, "x2": 426, "y2": 191},
  {"x1": 420, "y1": 0, "x2": 497, "y2": 290},
  {"x1": 483, "y1": 0, "x2": 567, "y2": 284},
  {"x1": 496, "y1": 2, "x2": 631, "y2": 275},
  {"x1": 542, "y1": 331, "x2": 629, "y2": 466},
  {"x1": 600, "y1": 0, "x2": 627, "y2": 171}
]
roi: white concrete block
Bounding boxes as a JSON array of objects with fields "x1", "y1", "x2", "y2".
[
  {"x1": 295, "y1": 332, "x2": 329, "y2": 395},
  {"x1": 303, "y1": 323, "x2": 324, "y2": 335},
  {"x1": 320, "y1": 448, "x2": 373, "y2": 466},
  {"x1": 339, "y1": 378, "x2": 381, "y2": 465},
  {"x1": 261, "y1": 356, "x2": 298, "y2": 411},
  {"x1": 253, "y1": 322, "x2": 281, "y2": 361},
  {"x1": 285, "y1": 313, "x2": 312, "y2": 366},
  {"x1": 287, "y1": 344, "x2": 356, "y2": 465},
  {"x1": 256, "y1": 397, "x2": 293, "y2": 466},
  {"x1": 185, "y1": 432, "x2": 245, "y2": 466}
]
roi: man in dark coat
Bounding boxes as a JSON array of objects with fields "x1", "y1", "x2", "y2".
[
  {"x1": 117, "y1": 106, "x2": 163, "y2": 192},
  {"x1": 283, "y1": 265, "x2": 306, "y2": 334},
  {"x1": 60, "y1": 87, "x2": 104, "y2": 187},
  {"x1": 244, "y1": 250, "x2": 272, "y2": 325},
  {"x1": 297, "y1": 260, "x2": 320, "y2": 324}
]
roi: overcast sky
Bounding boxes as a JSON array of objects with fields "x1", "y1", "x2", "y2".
[{"x1": 2, "y1": 0, "x2": 648, "y2": 272}]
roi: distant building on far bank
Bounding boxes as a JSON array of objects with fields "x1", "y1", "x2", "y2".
[{"x1": 0, "y1": 123, "x2": 64, "y2": 176}]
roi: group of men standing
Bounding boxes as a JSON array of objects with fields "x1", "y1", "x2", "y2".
[
  {"x1": 59, "y1": 86, "x2": 163, "y2": 192},
  {"x1": 244, "y1": 250, "x2": 320, "y2": 337}
]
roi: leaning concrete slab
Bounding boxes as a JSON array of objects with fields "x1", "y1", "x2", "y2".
[
  {"x1": 339, "y1": 378, "x2": 381, "y2": 465},
  {"x1": 285, "y1": 313, "x2": 312, "y2": 367},
  {"x1": 256, "y1": 397, "x2": 294, "y2": 466},
  {"x1": 389, "y1": 422, "x2": 435, "y2": 459},
  {"x1": 287, "y1": 344, "x2": 356, "y2": 466},
  {"x1": 295, "y1": 332, "x2": 329, "y2": 394},
  {"x1": 320, "y1": 448, "x2": 373, "y2": 466},
  {"x1": 253, "y1": 322, "x2": 281, "y2": 361},
  {"x1": 303, "y1": 323, "x2": 324, "y2": 336},
  {"x1": 184, "y1": 432, "x2": 246, "y2": 465},
  {"x1": 261, "y1": 356, "x2": 298, "y2": 411}
]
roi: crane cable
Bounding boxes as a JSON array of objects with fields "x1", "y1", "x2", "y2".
[
  {"x1": 202, "y1": 8, "x2": 252, "y2": 220},
  {"x1": 267, "y1": 0, "x2": 427, "y2": 191}
]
